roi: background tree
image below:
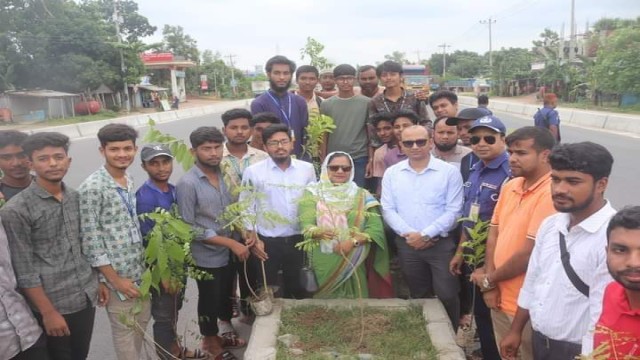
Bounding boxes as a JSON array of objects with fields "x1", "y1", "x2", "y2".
[
  {"x1": 489, "y1": 47, "x2": 534, "y2": 96},
  {"x1": 592, "y1": 26, "x2": 640, "y2": 96},
  {"x1": 159, "y1": 25, "x2": 199, "y2": 61},
  {"x1": 383, "y1": 51, "x2": 409, "y2": 64},
  {"x1": 300, "y1": 37, "x2": 333, "y2": 70}
]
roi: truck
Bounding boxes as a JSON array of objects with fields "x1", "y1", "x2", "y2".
[
  {"x1": 251, "y1": 81, "x2": 270, "y2": 98},
  {"x1": 402, "y1": 65, "x2": 433, "y2": 92}
]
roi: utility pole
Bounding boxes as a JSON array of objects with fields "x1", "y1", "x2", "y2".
[
  {"x1": 569, "y1": 0, "x2": 576, "y2": 61},
  {"x1": 480, "y1": 17, "x2": 497, "y2": 68},
  {"x1": 415, "y1": 50, "x2": 421, "y2": 63},
  {"x1": 113, "y1": 0, "x2": 129, "y2": 112},
  {"x1": 227, "y1": 54, "x2": 237, "y2": 96},
  {"x1": 438, "y1": 44, "x2": 450, "y2": 77}
]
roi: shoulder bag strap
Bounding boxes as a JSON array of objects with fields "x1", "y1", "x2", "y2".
[{"x1": 559, "y1": 232, "x2": 589, "y2": 297}]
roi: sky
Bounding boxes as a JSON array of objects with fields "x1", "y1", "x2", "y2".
[{"x1": 134, "y1": 0, "x2": 640, "y2": 71}]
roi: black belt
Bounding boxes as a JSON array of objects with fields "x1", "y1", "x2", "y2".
[
  {"x1": 260, "y1": 234, "x2": 302, "y2": 243},
  {"x1": 533, "y1": 330, "x2": 580, "y2": 350}
]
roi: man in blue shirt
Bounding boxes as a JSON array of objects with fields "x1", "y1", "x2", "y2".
[
  {"x1": 381, "y1": 125, "x2": 464, "y2": 329},
  {"x1": 136, "y1": 144, "x2": 206, "y2": 360},
  {"x1": 450, "y1": 115, "x2": 510, "y2": 360},
  {"x1": 251, "y1": 55, "x2": 308, "y2": 159},
  {"x1": 533, "y1": 93, "x2": 561, "y2": 142}
]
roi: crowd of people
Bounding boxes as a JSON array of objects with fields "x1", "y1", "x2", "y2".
[{"x1": 0, "y1": 54, "x2": 638, "y2": 360}]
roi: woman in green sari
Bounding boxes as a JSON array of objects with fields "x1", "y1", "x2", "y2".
[{"x1": 299, "y1": 151, "x2": 393, "y2": 298}]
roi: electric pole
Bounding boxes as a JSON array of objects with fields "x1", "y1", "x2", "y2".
[
  {"x1": 113, "y1": 0, "x2": 129, "y2": 112},
  {"x1": 480, "y1": 17, "x2": 497, "y2": 68},
  {"x1": 569, "y1": 0, "x2": 576, "y2": 61},
  {"x1": 438, "y1": 44, "x2": 451, "y2": 77},
  {"x1": 227, "y1": 54, "x2": 237, "y2": 96},
  {"x1": 415, "y1": 50, "x2": 421, "y2": 63}
]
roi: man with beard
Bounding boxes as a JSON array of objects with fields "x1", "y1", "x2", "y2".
[
  {"x1": 593, "y1": 207, "x2": 640, "y2": 358},
  {"x1": 446, "y1": 107, "x2": 492, "y2": 182},
  {"x1": 468, "y1": 127, "x2": 557, "y2": 360},
  {"x1": 0, "y1": 130, "x2": 31, "y2": 201},
  {"x1": 248, "y1": 112, "x2": 280, "y2": 152},
  {"x1": 500, "y1": 142, "x2": 616, "y2": 360},
  {"x1": 320, "y1": 64, "x2": 371, "y2": 187},
  {"x1": 241, "y1": 124, "x2": 316, "y2": 299},
  {"x1": 177, "y1": 127, "x2": 250, "y2": 359},
  {"x1": 2, "y1": 132, "x2": 105, "y2": 360},
  {"x1": 431, "y1": 117, "x2": 471, "y2": 169},
  {"x1": 251, "y1": 56, "x2": 308, "y2": 159},
  {"x1": 294, "y1": 65, "x2": 322, "y2": 114},
  {"x1": 79, "y1": 124, "x2": 150, "y2": 360},
  {"x1": 357, "y1": 65, "x2": 383, "y2": 98}
]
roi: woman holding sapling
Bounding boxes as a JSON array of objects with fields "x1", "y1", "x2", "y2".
[{"x1": 298, "y1": 151, "x2": 392, "y2": 298}]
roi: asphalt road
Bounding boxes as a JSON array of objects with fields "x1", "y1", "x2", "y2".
[{"x1": 70, "y1": 105, "x2": 639, "y2": 359}]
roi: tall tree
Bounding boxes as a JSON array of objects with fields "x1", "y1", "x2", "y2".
[
  {"x1": 384, "y1": 51, "x2": 409, "y2": 64},
  {"x1": 592, "y1": 27, "x2": 640, "y2": 96},
  {"x1": 160, "y1": 25, "x2": 199, "y2": 62},
  {"x1": 300, "y1": 37, "x2": 332, "y2": 69}
]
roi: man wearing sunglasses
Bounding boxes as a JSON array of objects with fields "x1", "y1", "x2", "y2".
[
  {"x1": 381, "y1": 125, "x2": 464, "y2": 330},
  {"x1": 450, "y1": 115, "x2": 510, "y2": 360}
]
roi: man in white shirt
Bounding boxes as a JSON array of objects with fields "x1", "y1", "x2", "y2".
[
  {"x1": 381, "y1": 125, "x2": 464, "y2": 329},
  {"x1": 241, "y1": 124, "x2": 316, "y2": 299},
  {"x1": 500, "y1": 142, "x2": 616, "y2": 360}
]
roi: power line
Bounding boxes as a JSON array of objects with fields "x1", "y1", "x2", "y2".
[
  {"x1": 480, "y1": 17, "x2": 497, "y2": 68},
  {"x1": 438, "y1": 43, "x2": 451, "y2": 77}
]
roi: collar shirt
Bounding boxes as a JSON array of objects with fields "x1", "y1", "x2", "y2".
[
  {"x1": 79, "y1": 166, "x2": 145, "y2": 283},
  {"x1": 383, "y1": 146, "x2": 407, "y2": 169},
  {"x1": 461, "y1": 152, "x2": 510, "y2": 232},
  {"x1": 135, "y1": 180, "x2": 177, "y2": 239},
  {"x1": 369, "y1": 88, "x2": 429, "y2": 122},
  {"x1": 0, "y1": 219, "x2": 43, "y2": 359},
  {"x1": 241, "y1": 157, "x2": 316, "y2": 237},
  {"x1": 176, "y1": 165, "x2": 234, "y2": 268},
  {"x1": 431, "y1": 145, "x2": 473, "y2": 170},
  {"x1": 221, "y1": 143, "x2": 269, "y2": 198},
  {"x1": 372, "y1": 144, "x2": 390, "y2": 178},
  {"x1": 518, "y1": 201, "x2": 616, "y2": 354},
  {"x1": 381, "y1": 158, "x2": 463, "y2": 238},
  {"x1": 250, "y1": 90, "x2": 309, "y2": 159},
  {"x1": 593, "y1": 281, "x2": 640, "y2": 359},
  {"x1": 1, "y1": 182, "x2": 99, "y2": 314}
]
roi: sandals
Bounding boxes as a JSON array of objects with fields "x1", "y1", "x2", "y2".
[
  {"x1": 212, "y1": 350, "x2": 237, "y2": 360},
  {"x1": 180, "y1": 347, "x2": 208, "y2": 360},
  {"x1": 220, "y1": 332, "x2": 247, "y2": 349}
]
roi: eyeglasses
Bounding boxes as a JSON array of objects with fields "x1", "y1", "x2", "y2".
[
  {"x1": 327, "y1": 165, "x2": 352, "y2": 172},
  {"x1": 335, "y1": 76, "x2": 355, "y2": 83},
  {"x1": 265, "y1": 139, "x2": 291, "y2": 147},
  {"x1": 401, "y1": 139, "x2": 429, "y2": 148},
  {"x1": 470, "y1": 135, "x2": 497, "y2": 145}
]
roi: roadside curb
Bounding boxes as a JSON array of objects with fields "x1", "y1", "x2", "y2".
[
  {"x1": 458, "y1": 96, "x2": 640, "y2": 135},
  {"x1": 26, "y1": 99, "x2": 251, "y2": 139}
]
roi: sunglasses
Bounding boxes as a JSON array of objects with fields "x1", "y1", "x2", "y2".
[
  {"x1": 401, "y1": 139, "x2": 429, "y2": 148},
  {"x1": 328, "y1": 165, "x2": 353, "y2": 172},
  {"x1": 470, "y1": 135, "x2": 497, "y2": 145}
]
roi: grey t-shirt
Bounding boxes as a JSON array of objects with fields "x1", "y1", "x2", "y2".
[{"x1": 320, "y1": 95, "x2": 370, "y2": 160}]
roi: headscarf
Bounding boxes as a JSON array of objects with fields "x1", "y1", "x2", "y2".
[{"x1": 307, "y1": 151, "x2": 360, "y2": 212}]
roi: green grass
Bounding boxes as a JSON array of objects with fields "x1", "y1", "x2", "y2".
[
  {"x1": 559, "y1": 100, "x2": 640, "y2": 115},
  {"x1": 276, "y1": 305, "x2": 437, "y2": 360}
]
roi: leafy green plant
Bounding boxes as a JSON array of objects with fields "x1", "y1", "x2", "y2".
[
  {"x1": 459, "y1": 218, "x2": 489, "y2": 270},
  {"x1": 144, "y1": 119, "x2": 194, "y2": 171},
  {"x1": 303, "y1": 110, "x2": 335, "y2": 174}
]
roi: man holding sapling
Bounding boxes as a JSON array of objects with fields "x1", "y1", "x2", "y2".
[{"x1": 241, "y1": 124, "x2": 316, "y2": 299}]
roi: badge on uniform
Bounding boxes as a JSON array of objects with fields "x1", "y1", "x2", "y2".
[{"x1": 469, "y1": 202, "x2": 480, "y2": 222}]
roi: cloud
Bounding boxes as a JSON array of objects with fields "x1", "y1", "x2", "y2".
[{"x1": 135, "y1": 0, "x2": 640, "y2": 69}]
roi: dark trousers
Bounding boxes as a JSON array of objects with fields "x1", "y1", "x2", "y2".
[
  {"x1": 151, "y1": 286, "x2": 184, "y2": 359},
  {"x1": 195, "y1": 264, "x2": 233, "y2": 336},
  {"x1": 394, "y1": 236, "x2": 460, "y2": 331},
  {"x1": 33, "y1": 305, "x2": 95, "y2": 360},
  {"x1": 461, "y1": 265, "x2": 500, "y2": 360},
  {"x1": 11, "y1": 333, "x2": 50, "y2": 360},
  {"x1": 532, "y1": 330, "x2": 581, "y2": 360},
  {"x1": 261, "y1": 234, "x2": 305, "y2": 299}
]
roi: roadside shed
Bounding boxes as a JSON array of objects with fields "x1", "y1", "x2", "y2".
[{"x1": 1, "y1": 90, "x2": 80, "y2": 123}]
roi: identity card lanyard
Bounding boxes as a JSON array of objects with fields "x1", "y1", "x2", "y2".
[
  {"x1": 228, "y1": 155, "x2": 251, "y2": 181},
  {"x1": 267, "y1": 91, "x2": 292, "y2": 127},
  {"x1": 382, "y1": 90, "x2": 405, "y2": 113},
  {"x1": 116, "y1": 187, "x2": 142, "y2": 243}
]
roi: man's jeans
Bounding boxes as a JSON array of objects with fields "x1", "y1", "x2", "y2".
[{"x1": 152, "y1": 287, "x2": 184, "y2": 359}]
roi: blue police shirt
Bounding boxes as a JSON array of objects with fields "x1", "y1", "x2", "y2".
[
  {"x1": 135, "y1": 179, "x2": 177, "y2": 240},
  {"x1": 461, "y1": 152, "x2": 511, "y2": 234}
]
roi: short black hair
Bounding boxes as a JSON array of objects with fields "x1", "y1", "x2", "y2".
[
  {"x1": 0, "y1": 130, "x2": 28, "y2": 149},
  {"x1": 391, "y1": 110, "x2": 420, "y2": 125},
  {"x1": 376, "y1": 60, "x2": 403, "y2": 77},
  {"x1": 429, "y1": 90, "x2": 458, "y2": 107},
  {"x1": 371, "y1": 112, "x2": 394, "y2": 127},
  {"x1": 262, "y1": 124, "x2": 291, "y2": 143},
  {"x1": 250, "y1": 112, "x2": 281, "y2": 127},
  {"x1": 358, "y1": 65, "x2": 376, "y2": 75},
  {"x1": 22, "y1": 132, "x2": 70, "y2": 159},
  {"x1": 295, "y1": 65, "x2": 319, "y2": 80},
  {"x1": 505, "y1": 126, "x2": 556, "y2": 152},
  {"x1": 265, "y1": 55, "x2": 296, "y2": 74},
  {"x1": 221, "y1": 108, "x2": 252, "y2": 127},
  {"x1": 189, "y1": 126, "x2": 225, "y2": 148},
  {"x1": 333, "y1": 64, "x2": 356, "y2": 77},
  {"x1": 97, "y1": 124, "x2": 138, "y2": 147},
  {"x1": 548, "y1": 142, "x2": 613, "y2": 181},
  {"x1": 607, "y1": 206, "x2": 640, "y2": 242},
  {"x1": 477, "y1": 95, "x2": 489, "y2": 105}
]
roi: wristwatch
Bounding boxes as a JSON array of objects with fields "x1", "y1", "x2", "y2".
[
  {"x1": 353, "y1": 238, "x2": 360, "y2": 247},
  {"x1": 421, "y1": 235, "x2": 432, "y2": 243},
  {"x1": 481, "y1": 274, "x2": 496, "y2": 292}
]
